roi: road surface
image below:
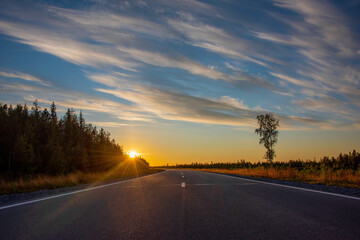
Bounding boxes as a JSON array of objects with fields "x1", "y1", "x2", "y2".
[{"x1": 0, "y1": 170, "x2": 359, "y2": 240}]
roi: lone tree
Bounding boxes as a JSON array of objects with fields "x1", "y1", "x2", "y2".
[{"x1": 255, "y1": 113, "x2": 279, "y2": 164}]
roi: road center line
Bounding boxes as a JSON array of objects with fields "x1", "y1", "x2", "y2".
[
  {"x1": 0, "y1": 170, "x2": 166, "y2": 210},
  {"x1": 181, "y1": 182, "x2": 186, "y2": 188}
]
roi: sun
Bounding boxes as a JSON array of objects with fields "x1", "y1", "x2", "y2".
[{"x1": 129, "y1": 151, "x2": 137, "y2": 158}]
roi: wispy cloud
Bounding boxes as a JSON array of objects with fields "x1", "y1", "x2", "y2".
[
  {"x1": 0, "y1": 20, "x2": 138, "y2": 71},
  {"x1": 168, "y1": 19, "x2": 280, "y2": 68},
  {"x1": 0, "y1": 71, "x2": 50, "y2": 86},
  {"x1": 47, "y1": 6, "x2": 277, "y2": 89},
  {"x1": 260, "y1": 0, "x2": 360, "y2": 89},
  {"x1": 116, "y1": 46, "x2": 230, "y2": 81},
  {"x1": 218, "y1": 96, "x2": 249, "y2": 110},
  {"x1": 0, "y1": 78, "x2": 148, "y2": 124},
  {"x1": 270, "y1": 72, "x2": 319, "y2": 90},
  {"x1": 47, "y1": 6, "x2": 171, "y2": 39},
  {"x1": 92, "y1": 73, "x2": 336, "y2": 129},
  {"x1": 293, "y1": 97, "x2": 343, "y2": 112},
  {"x1": 0, "y1": 0, "x2": 358, "y2": 131},
  {"x1": 0, "y1": 7, "x2": 273, "y2": 90},
  {"x1": 88, "y1": 121, "x2": 130, "y2": 128},
  {"x1": 0, "y1": 83, "x2": 44, "y2": 93},
  {"x1": 249, "y1": 0, "x2": 360, "y2": 124},
  {"x1": 273, "y1": 0, "x2": 358, "y2": 57},
  {"x1": 97, "y1": 86, "x2": 257, "y2": 127}
]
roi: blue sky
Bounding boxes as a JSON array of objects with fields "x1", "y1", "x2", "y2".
[{"x1": 0, "y1": 0, "x2": 359, "y2": 165}]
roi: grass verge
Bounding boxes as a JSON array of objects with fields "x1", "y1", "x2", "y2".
[
  {"x1": 0, "y1": 167, "x2": 163, "y2": 195},
  {"x1": 189, "y1": 167, "x2": 360, "y2": 188}
]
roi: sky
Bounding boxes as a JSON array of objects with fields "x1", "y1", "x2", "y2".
[{"x1": 0, "y1": 0, "x2": 359, "y2": 166}]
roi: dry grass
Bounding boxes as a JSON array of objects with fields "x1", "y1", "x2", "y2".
[
  {"x1": 190, "y1": 167, "x2": 360, "y2": 188},
  {"x1": 0, "y1": 166, "x2": 162, "y2": 195}
]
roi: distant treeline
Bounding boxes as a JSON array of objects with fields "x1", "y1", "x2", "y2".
[
  {"x1": 0, "y1": 101, "x2": 147, "y2": 177},
  {"x1": 171, "y1": 150, "x2": 360, "y2": 172}
]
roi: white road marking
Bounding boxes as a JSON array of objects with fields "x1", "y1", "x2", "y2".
[
  {"x1": 187, "y1": 183, "x2": 257, "y2": 186},
  {"x1": 182, "y1": 175, "x2": 184, "y2": 178},
  {"x1": 199, "y1": 171, "x2": 360, "y2": 201},
  {"x1": 181, "y1": 182, "x2": 186, "y2": 188},
  {"x1": 235, "y1": 183, "x2": 257, "y2": 185},
  {"x1": 0, "y1": 171, "x2": 166, "y2": 210}
]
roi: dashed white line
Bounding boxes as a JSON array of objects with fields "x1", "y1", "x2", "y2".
[{"x1": 181, "y1": 182, "x2": 186, "y2": 188}]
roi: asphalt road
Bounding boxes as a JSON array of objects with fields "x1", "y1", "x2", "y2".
[{"x1": 0, "y1": 170, "x2": 359, "y2": 240}]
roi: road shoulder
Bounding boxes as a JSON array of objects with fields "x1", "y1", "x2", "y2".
[
  {"x1": 196, "y1": 170, "x2": 360, "y2": 198},
  {"x1": 0, "y1": 170, "x2": 165, "y2": 208}
]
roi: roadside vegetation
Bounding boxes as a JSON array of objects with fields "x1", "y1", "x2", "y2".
[
  {"x1": 171, "y1": 151, "x2": 360, "y2": 188},
  {"x1": 0, "y1": 101, "x2": 158, "y2": 194},
  {"x1": 0, "y1": 161, "x2": 162, "y2": 194}
]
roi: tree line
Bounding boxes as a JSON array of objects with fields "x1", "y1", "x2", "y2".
[
  {"x1": 170, "y1": 150, "x2": 360, "y2": 172},
  {"x1": 0, "y1": 101, "x2": 141, "y2": 177}
]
